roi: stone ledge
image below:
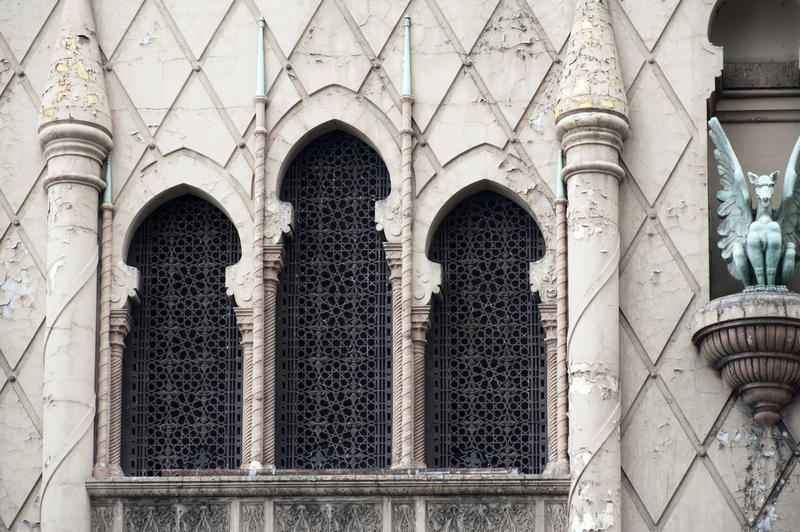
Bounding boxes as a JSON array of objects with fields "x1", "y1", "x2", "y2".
[
  {"x1": 693, "y1": 290, "x2": 800, "y2": 334},
  {"x1": 87, "y1": 473, "x2": 570, "y2": 498}
]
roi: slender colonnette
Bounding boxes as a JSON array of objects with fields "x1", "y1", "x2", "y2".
[
  {"x1": 555, "y1": 0, "x2": 629, "y2": 530},
  {"x1": 555, "y1": 150, "x2": 570, "y2": 472},
  {"x1": 38, "y1": 0, "x2": 113, "y2": 528},
  {"x1": 94, "y1": 159, "x2": 113, "y2": 477},
  {"x1": 250, "y1": 16, "x2": 269, "y2": 469},
  {"x1": 398, "y1": 15, "x2": 419, "y2": 467}
]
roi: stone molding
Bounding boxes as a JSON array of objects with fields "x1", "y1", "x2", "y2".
[
  {"x1": 693, "y1": 290, "x2": 800, "y2": 425},
  {"x1": 87, "y1": 474, "x2": 570, "y2": 498}
]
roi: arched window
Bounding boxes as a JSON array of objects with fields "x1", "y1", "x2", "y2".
[
  {"x1": 426, "y1": 190, "x2": 547, "y2": 473},
  {"x1": 275, "y1": 131, "x2": 393, "y2": 469},
  {"x1": 122, "y1": 195, "x2": 243, "y2": 476}
]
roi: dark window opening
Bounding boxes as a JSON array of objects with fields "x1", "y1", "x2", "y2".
[
  {"x1": 426, "y1": 190, "x2": 547, "y2": 473},
  {"x1": 276, "y1": 131, "x2": 393, "y2": 469},
  {"x1": 122, "y1": 194, "x2": 243, "y2": 476}
]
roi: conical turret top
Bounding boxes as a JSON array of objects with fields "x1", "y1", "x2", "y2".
[
  {"x1": 555, "y1": 0, "x2": 628, "y2": 124},
  {"x1": 39, "y1": 0, "x2": 112, "y2": 152}
]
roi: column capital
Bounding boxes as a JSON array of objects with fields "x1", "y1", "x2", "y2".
[
  {"x1": 410, "y1": 304, "x2": 431, "y2": 341},
  {"x1": 234, "y1": 306, "x2": 254, "y2": 337},
  {"x1": 263, "y1": 245, "x2": 285, "y2": 281},
  {"x1": 384, "y1": 242, "x2": 403, "y2": 281},
  {"x1": 109, "y1": 308, "x2": 132, "y2": 340}
]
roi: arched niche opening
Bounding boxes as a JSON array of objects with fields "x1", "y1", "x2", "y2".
[
  {"x1": 275, "y1": 130, "x2": 393, "y2": 469},
  {"x1": 121, "y1": 194, "x2": 243, "y2": 476},
  {"x1": 708, "y1": 0, "x2": 800, "y2": 297},
  {"x1": 425, "y1": 189, "x2": 547, "y2": 473}
]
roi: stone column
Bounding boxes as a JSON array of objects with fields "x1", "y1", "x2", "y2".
[
  {"x1": 260, "y1": 245, "x2": 284, "y2": 468},
  {"x1": 410, "y1": 305, "x2": 431, "y2": 467},
  {"x1": 555, "y1": 1, "x2": 629, "y2": 530},
  {"x1": 384, "y1": 242, "x2": 403, "y2": 467},
  {"x1": 108, "y1": 308, "x2": 132, "y2": 476},
  {"x1": 538, "y1": 303, "x2": 558, "y2": 467},
  {"x1": 37, "y1": 0, "x2": 112, "y2": 529},
  {"x1": 234, "y1": 307, "x2": 254, "y2": 468}
]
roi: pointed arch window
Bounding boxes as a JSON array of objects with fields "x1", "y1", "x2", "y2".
[
  {"x1": 275, "y1": 131, "x2": 393, "y2": 469},
  {"x1": 426, "y1": 190, "x2": 547, "y2": 473},
  {"x1": 122, "y1": 195, "x2": 243, "y2": 476}
]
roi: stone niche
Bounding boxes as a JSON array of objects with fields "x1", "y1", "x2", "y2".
[{"x1": 88, "y1": 474, "x2": 568, "y2": 531}]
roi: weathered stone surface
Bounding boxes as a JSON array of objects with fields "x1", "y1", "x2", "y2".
[
  {"x1": 0, "y1": 388, "x2": 42, "y2": 528},
  {"x1": 621, "y1": 222, "x2": 693, "y2": 363},
  {"x1": 707, "y1": 399, "x2": 793, "y2": 523},
  {"x1": 0, "y1": 229, "x2": 45, "y2": 369},
  {"x1": 291, "y1": 0, "x2": 372, "y2": 95},
  {"x1": 622, "y1": 381, "x2": 696, "y2": 522},
  {"x1": 0, "y1": 81, "x2": 46, "y2": 213},
  {"x1": 622, "y1": 67, "x2": 691, "y2": 206},
  {"x1": 471, "y1": 0, "x2": 552, "y2": 129},
  {"x1": 426, "y1": 71, "x2": 507, "y2": 166},
  {"x1": 155, "y1": 73, "x2": 236, "y2": 166},
  {"x1": 162, "y1": 0, "x2": 230, "y2": 60},
  {"x1": 661, "y1": 461, "x2": 741, "y2": 532},
  {"x1": 341, "y1": 0, "x2": 410, "y2": 56},
  {"x1": 111, "y1": 0, "x2": 191, "y2": 133}
]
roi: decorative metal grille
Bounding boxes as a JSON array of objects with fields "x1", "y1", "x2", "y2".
[
  {"x1": 276, "y1": 131, "x2": 392, "y2": 469},
  {"x1": 122, "y1": 195, "x2": 242, "y2": 476},
  {"x1": 426, "y1": 190, "x2": 547, "y2": 473}
]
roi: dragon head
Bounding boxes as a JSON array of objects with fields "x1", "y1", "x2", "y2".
[{"x1": 748, "y1": 171, "x2": 780, "y2": 208}]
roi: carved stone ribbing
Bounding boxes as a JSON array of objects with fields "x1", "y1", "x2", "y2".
[
  {"x1": 411, "y1": 305, "x2": 431, "y2": 467},
  {"x1": 261, "y1": 245, "x2": 284, "y2": 468},
  {"x1": 539, "y1": 303, "x2": 558, "y2": 464},
  {"x1": 108, "y1": 307, "x2": 132, "y2": 476},
  {"x1": 234, "y1": 307, "x2": 254, "y2": 468},
  {"x1": 385, "y1": 242, "x2": 403, "y2": 467},
  {"x1": 95, "y1": 204, "x2": 113, "y2": 477}
]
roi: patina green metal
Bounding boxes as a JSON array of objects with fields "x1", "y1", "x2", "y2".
[{"x1": 709, "y1": 117, "x2": 800, "y2": 288}]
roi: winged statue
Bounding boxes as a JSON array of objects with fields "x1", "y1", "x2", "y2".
[{"x1": 709, "y1": 117, "x2": 800, "y2": 288}]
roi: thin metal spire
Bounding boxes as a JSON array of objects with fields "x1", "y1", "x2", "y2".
[
  {"x1": 257, "y1": 17, "x2": 266, "y2": 96},
  {"x1": 402, "y1": 16, "x2": 411, "y2": 96}
]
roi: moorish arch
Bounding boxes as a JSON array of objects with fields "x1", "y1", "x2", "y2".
[
  {"x1": 423, "y1": 188, "x2": 548, "y2": 473},
  {"x1": 121, "y1": 194, "x2": 244, "y2": 475},
  {"x1": 274, "y1": 129, "x2": 394, "y2": 468}
]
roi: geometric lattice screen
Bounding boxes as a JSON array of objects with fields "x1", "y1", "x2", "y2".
[
  {"x1": 426, "y1": 190, "x2": 547, "y2": 474},
  {"x1": 122, "y1": 195, "x2": 243, "y2": 476},
  {"x1": 276, "y1": 131, "x2": 393, "y2": 469}
]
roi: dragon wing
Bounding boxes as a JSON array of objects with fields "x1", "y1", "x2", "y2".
[
  {"x1": 778, "y1": 135, "x2": 800, "y2": 249},
  {"x1": 708, "y1": 117, "x2": 751, "y2": 280}
]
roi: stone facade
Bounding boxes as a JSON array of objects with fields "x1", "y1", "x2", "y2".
[{"x1": 1, "y1": 0, "x2": 800, "y2": 531}]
